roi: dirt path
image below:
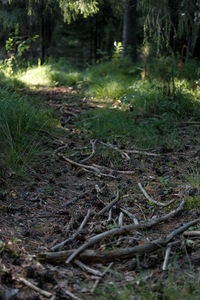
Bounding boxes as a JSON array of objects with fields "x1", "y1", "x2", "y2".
[{"x1": 0, "y1": 87, "x2": 200, "y2": 299}]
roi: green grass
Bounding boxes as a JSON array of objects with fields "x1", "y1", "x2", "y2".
[
  {"x1": 88, "y1": 271, "x2": 200, "y2": 300},
  {"x1": 0, "y1": 81, "x2": 57, "y2": 175},
  {"x1": 17, "y1": 57, "x2": 82, "y2": 87}
]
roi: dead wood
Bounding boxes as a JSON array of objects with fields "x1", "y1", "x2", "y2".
[
  {"x1": 80, "y1": 139, "x2": 97, "y2": 163},
  {"x1": 19, "y1": 277, "x2": 52, "y2": 298},
  {"x1": 51, "y1": 209, "x2": 91, "y2": 251},
  {"x1": 37, "y1": 218, "x2": 199, "y2": 263},
  {"x1": 98, "y1": 190, "x2": 120, "y2": 215},
  {"x1": 74, "y1": 259, "x2": 103, "y2": 276},
  {"x1": 91, "y1": 262, "x2": 113, "y2": 293},
  {"x1": 65, "y1": 201, "x2": 184, "y2": 263},
  {"x1": 138, "y1": 182, "x2": 176, "y2": 207},
  {"x1": 38, "y1": 201, "x2": 184, "y2": 264}
]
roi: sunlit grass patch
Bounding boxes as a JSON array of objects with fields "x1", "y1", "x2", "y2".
[
  {"x1": 19, "y1": 65, "x2": 54, "y2": 87},
  {"x1": 0, "y1": 86, "x2": 57, "y2": 174}
]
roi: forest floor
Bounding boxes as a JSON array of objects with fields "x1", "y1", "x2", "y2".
[{"x1": 1, "y1": 86, "x2": 200, "y2": 300}]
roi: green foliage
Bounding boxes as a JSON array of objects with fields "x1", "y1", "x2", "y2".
[{"x1": 58, "y1": 0, "x2": 99, "y2": 22}]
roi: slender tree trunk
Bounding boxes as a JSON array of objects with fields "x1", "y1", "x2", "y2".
[{"x1": 122, "y1": 0, "x2": 137, "y2": 62}]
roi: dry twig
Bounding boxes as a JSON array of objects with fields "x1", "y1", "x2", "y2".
[
  {"x1": 51, "y1": 209, "x2": 91, "y2": 251},
  {"x1": 98, "y1": 190, "x2": 120, "y2": 215},
  {"x1": 80, "y1": 139, "x2": 97, "y2": 163},
  {"x1": 74, "y1": 259, "x2": 103, "y2": 276},
  {"x1": 91, "y1": 263, "x2": 113, "y2": 293},
  {"x1": 19, "y1": 277, "x2": 52, "y2": 298},
  {"x1": 138, "y1": 182, "x2": 175, "y2": 207},
  {"x1": 53, "y1": 201, "x2": 184, "y2": 264},
  {"x1": 38, "y1": 217, "x2": 198, "y2": 263}
]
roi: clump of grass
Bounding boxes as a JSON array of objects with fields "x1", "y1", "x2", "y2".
[
  {"x1": 17, "y1": 57, "x2": 82, "y2": 87},
  {"x1": 0, "y1": 86, "x2": 57, "y2": 175}
]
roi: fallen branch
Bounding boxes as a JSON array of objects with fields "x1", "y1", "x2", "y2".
[
  {"x1": 74, "y1": 259, "x2": 103, "y2": 276},
  {"x1": 119, "y1": 207, "x2": 139, "y2": 225},
  {"x1": 57, "y1": 153, "x2": 100, "y2": 173},
  {"x1": 99, "y1": 141, "x2": 130, "y2": 160},
  {"x1": 65, "y1": 290, "x2": 83, "y2": 300},
  {"x1": 51, "y1": 209, "x2": 91, "y2": 251},
  {"x1": 98, "y1": 190, "x2": 120, "y2": 216},
  {"x1": 58, "y1": 153, "x2": 116, "y2": 178},
  {"x1": 183, "y1": 231, "x2": 200, "y2": 237},
  {"x1": 80, "y1": 139, "x2": 97, "y2": 163},
  {"x1": 119, "y1": 212, "x2": 124, "y2": 226},
  {"x1": 38, "y1": 218, "x2": 199, "y2": 263},
  {"x1": 162, "y1": 244, "x2": 172, "y2": 271},
  {"x1": 93, "y1": 164, "x2": 135, "y2": 175},
  {"x1": 138, "y1": 182, "x2": 175, "y2": 207},
  {"x1": 38, "y1": 201, "x2": 183, "y2": 264},
  {"x1": 19, "y1": 277, "x2": 52, "y2": 298}
]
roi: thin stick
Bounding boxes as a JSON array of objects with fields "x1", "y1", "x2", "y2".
[
  {"x1": 126, "y1": 149, "x2": 160, "y2": 156},
  {"x1": 80, "y1": 139, "x2": 97, "y2": 163},
  {"x1": 162, "y1": 244, "x2": 172, "y2": 271},
  {"x1": 138, "y1": 182, "x2": 175, "y2": 207},
  {"x1": 91, "y1": 263, "x2": 113, "y2": 293},
  {"x1": 57, "y1": 153, "x2": 101, "y2": 173},
  {"x1": 93, "y1": 164, "x2": 135, "y2": 175},
  {"x1": 98, "y1": 190, "x2": 120, "y2": 215},
  {"x1": 119, "y1": 212, "x2": 124, "y2": 226},
  {"x1": 99, "y1": 141, "x2": 130, "y2": 160},
  {"x1": 65, "y1": 290, "x2": 83, "y2": 300},
  {"x1": 120, "y1": 207, "x2": 139, "y2": 225},
  {"x1": 64, "y1": 202, "x2": 184, "y2": 264},
  {"x1": 74, "y1": 259, "x2": 103, "y2": 276},
  {"x1": 19, "y1": 277, "x2": 52, "y2": 298},
  {"x1": 51, "y1": 209, "x2": 91, "y2": 251},
  {"x1": 183, "y1": 231, "x2": 200, "y2": 237}
]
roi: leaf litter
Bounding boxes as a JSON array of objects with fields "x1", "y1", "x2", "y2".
[{"x1": 0, "y1": 86, "x2": 200, "y2": 299}]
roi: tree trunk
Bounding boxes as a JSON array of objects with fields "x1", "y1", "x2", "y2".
[{"x1": 122, "y1": 0, "x2": 137, "y2": 62}]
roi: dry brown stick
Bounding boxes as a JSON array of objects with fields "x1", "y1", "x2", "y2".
[
  {"x1": 65, "y1": 290, "x2": 83, "y2": 300},
  {"x1": 91, "y1": 263, "x2": 113, "y2": 293},
  {"x1": 98, "y1": 190, "x2": 120, "y2": 216},
  {"x1": 183, "y1": 231, "x2": 200, "y2": 237},
  {"x1": 51, "y1": 209, "x2": 91, "y2": 251},
  {"x1": 99, "y1": 141, "x2": 160, "y2": 158},
  {"x1": 162, "y1": 244, "x2": 172, "y2": 271},
  {"x1": 99, "y1": 141, "x2": 130, "y2": 160},
  {"x1": 137, "y1": 182, "x2": 175, "y2": 207},
  {"x1": 82, "y1": 168, "x2": 117, "y2": 178},
  {"x1": 119, "y1": 207, "x2": 139, "y2": 225},
  {"x1": 80, "y1": 139, "x2": 97, "y2": 163},
  {"x1": 38, "y1": 218, "x2": 198, "y2": 263},
  {"x1": 74, "y1": 259, "x2": 103, "y2": 276},
  {"x1": 19, "y1": 277, "x2": 52, "y2": 298},
  {"x1": 93, "y1": 164, "x2": 135, "y2": 175},
  {"x1": 57, "y1": 153, "x2": 101, "y2": 173},
  {"x1": 65, "y1": 201, "x2": 184, "y2": 264},
  {"x1": 119, "y1": 212, "x2": 124, "y2": 226},
  {"x1": 126, "y1": 149, "x2": 160, "y2": 156}
]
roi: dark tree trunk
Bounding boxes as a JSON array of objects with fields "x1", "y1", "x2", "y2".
[{"x1": 122, "y1": 0, "x2": 137, "y2": 62}]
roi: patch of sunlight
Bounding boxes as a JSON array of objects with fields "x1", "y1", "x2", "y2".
[{"x1": 19, "y1": 65, "x2": 54, "y2": 87}]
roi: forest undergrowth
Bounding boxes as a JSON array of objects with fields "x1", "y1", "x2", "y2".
[{"x1": 0, "y1": 58, "x2": 200, "y2": 299}]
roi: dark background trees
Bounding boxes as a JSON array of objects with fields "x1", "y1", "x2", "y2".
[{"x1": 0, "y1": 0, "x2": 199, "y2": 65}]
